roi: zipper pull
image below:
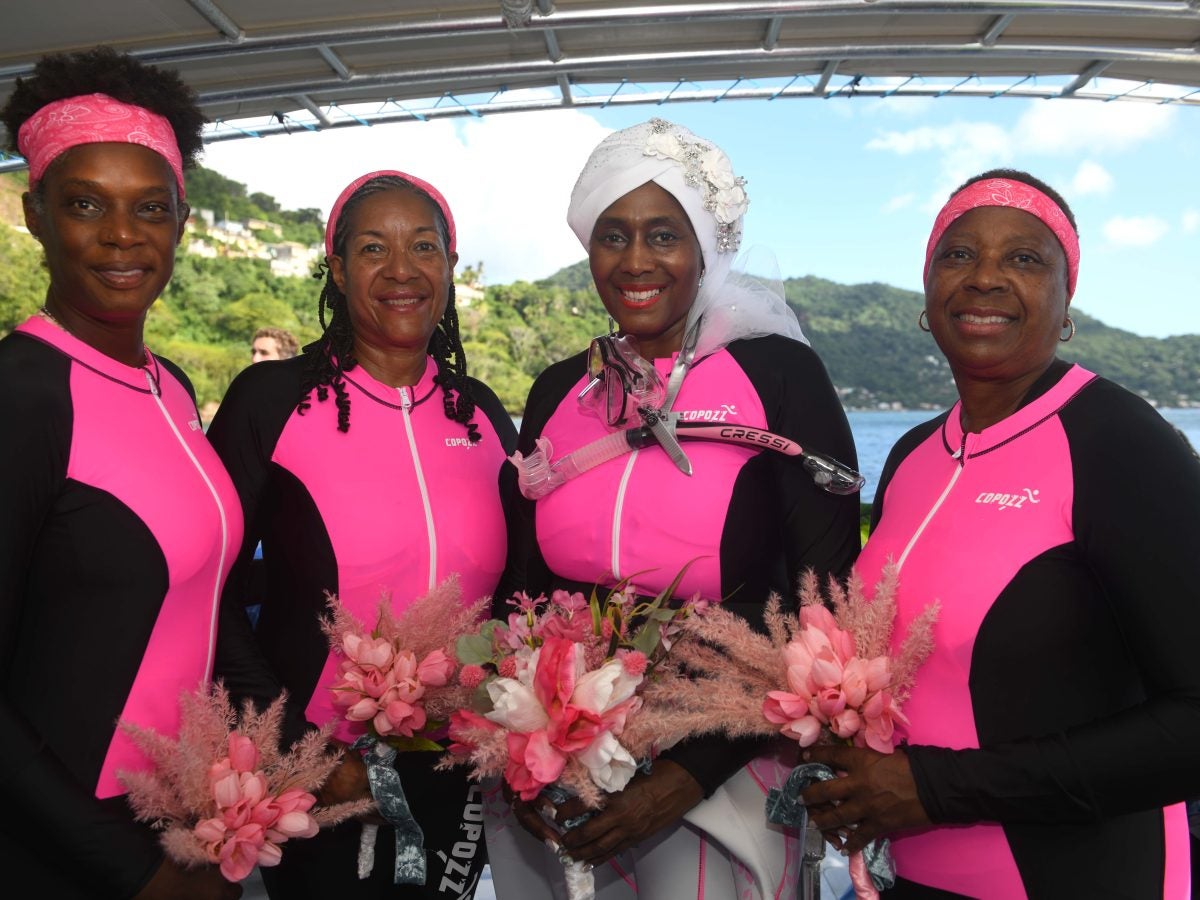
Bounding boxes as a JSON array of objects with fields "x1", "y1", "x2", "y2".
[
  {"x1": 398, "y1": 386, "x2": 412, "y2": 410},
  {"x1": 144, "y1": 369, "x2": 159, "y2": 397}
]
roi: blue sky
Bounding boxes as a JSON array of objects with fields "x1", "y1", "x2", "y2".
[{"x1": 203, "y1": 94, "x2": 1199, "y2": 338}]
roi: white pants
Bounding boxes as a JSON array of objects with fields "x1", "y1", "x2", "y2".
[{"x1": 483, "y1": 754, "x2": 801, "y2": 899}]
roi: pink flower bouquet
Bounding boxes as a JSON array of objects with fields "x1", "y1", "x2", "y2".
[
  {"x1": 442, "y1": 572, "x2": 705, "y2": 810},
  {"x1": 320, "y1": 577, "x2": 487, "y2": 750},
  {"x1": 319, "y1": 576, "x2": 490, "y2": 882},
  {"x1": 441, "y1": 573, "x2": 708, "y2": 900},
  {"x1": 119, "y1": 684, "x2": 369, "y2": 883},
  {"x1": 662, "y1": 563, "x2": 938, "y2": 900}
]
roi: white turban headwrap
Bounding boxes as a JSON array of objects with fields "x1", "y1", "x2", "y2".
[{"x1": 567, "y1": 118, "x2": 807, "y2": 359}]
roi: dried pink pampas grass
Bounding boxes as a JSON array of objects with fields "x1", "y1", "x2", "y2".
[
  {"x1": 119, "y1": 683, "x2": 370, "y2": 872},
  {"x1": 670, "y1": 562, "x2": 939, "y2": 747}
]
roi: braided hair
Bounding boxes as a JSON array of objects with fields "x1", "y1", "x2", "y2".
[{"x1": 297, "y1": 176, "x2": 480, "y2": 441}]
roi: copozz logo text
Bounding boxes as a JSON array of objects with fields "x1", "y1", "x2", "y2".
[
  {"x1": 435, "y1": 783, "x2": 484, "y2": 897},
  {"x1": 444, "y1": 437, "x2": 476, "y2": 449},
  {"x1": 678, "y1": 403, "x2": 738, "y2": 422},
  {"x1": 975, "y1": 488, "x2": 1040, "y2": 510}
]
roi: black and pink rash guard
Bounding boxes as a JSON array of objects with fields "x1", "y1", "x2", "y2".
[
  {"x1": 856, "y1": 361, "x2": 1200, "y2": 899},
  {"x1": 208, "y1": 354, "x2": 516, "y2": 742},
  {"x1": 0, "y1": 315, "x2": 244, "y2": 897},
  {"x1": 507, "y1": 335, "x2": 862, "y2": 792}
]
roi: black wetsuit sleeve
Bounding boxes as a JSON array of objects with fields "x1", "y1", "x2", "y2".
[
  {"x1": 760, "y1": 337, "x2": 861, "y2": 590},
  {"x1": 666, "y1": 337, "x2": 864, "y2": 796},
  {"x1": 0, "y1": 336, "x2": 162, "y2": 896},
  {"x1": 208, "y1": 361, "x2": 300, "y2": 737},
  {"x1": 494, "y1": 353, "x2": 586, "y2": 613},
  {"x1": 468, "y1": 378, "x2": 521, "y2": 605},
  {"x1": 908, "y1": 383, "x2": 1200, "y2": 825}
]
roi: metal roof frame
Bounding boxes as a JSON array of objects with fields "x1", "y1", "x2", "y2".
[{"x1": 1, "y1": 0, "x2": 1197, "y2": 172}]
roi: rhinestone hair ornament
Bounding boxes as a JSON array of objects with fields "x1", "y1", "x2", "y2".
[
  {"x1": 924, "y1": 177, "x2": 1080, "y2": 297},
  {"x1": 568, "y1": 119, "x2": 806, "y2": 359},
  {"x1": 17, "y1": 93, "x2": 187, "y2": 197},
  {"x1": 325, "y1": 169, "x2": 457, "y2": 258}
]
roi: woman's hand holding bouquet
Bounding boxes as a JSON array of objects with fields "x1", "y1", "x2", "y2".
[
  {"x1": 318, "y1": 576, "x2": 488, "y2": 883},
  {"x1": 665, "y1": 563, "x2": 939, "y2": 900},
  {"x1": 443, "y1": 570, "x2": 707, "y2": 897}
]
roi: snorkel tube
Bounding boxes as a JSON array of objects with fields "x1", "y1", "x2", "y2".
[{"x1": 509, "y1": 424, "x2": 864, "y2": 500}]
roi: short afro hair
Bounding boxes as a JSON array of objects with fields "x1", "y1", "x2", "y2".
[{"x1": 2, "y1": 46, "x2": 205, "y2": 169}]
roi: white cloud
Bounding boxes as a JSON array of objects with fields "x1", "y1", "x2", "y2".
[
  {"x1": 883, "y1": 193, "x2": 915, "y2": 213},
  {"x1": 1070, "y1": 160, "x2": 1113, "y2": 196},
  {"x1": 1102, "y1": 215, "x2": 1169, "y2": 247},
  {"x1": 1013, "y1": 100, "x2": 1175, "y2": 155},
  {"x1": 1183, "y1": 210, "x2": 1200, "y2": 234},
  {"x1": 200, "y1": 109, "x2": 611, "y2": 284},
  {"x1": 866, "y1": 121, "x2": 1013, "y2": 211}
]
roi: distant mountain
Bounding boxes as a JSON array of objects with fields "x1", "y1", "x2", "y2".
[{"x1": 533, "y1": 264, "x2": 1200, "y2": 411}]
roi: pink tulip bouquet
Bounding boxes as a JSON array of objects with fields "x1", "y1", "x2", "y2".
[
  {"x1": 320, "y1": 577, "x2": 488, "y2": 750},
  {"x1": 441, "y1": 570, "x2": 708, "y2": 810},
  {"x1": 659, "y1": 563, "x2": 938, "y2": 900},
  {"x1": 119, "y1": 684, "x2": 369, "y2": 883},
  {"x1": 319, "y1": 577, "x2": 490, "y2": 883}
]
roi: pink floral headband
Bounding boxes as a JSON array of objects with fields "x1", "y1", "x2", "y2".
[
  {"x1": 924, "y1": 178, "x2": 1080, "y2": 297},
  {"x1": 325, "y1": 169, "x2": 456, "y2": 258},
  {"x1": 17, "y1": 93, "x2": 186, "y2": 198}
]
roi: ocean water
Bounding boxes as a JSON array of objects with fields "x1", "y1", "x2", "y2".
[{"x1": 850, "y1": 407, "x2": 1200, "y2": 503}]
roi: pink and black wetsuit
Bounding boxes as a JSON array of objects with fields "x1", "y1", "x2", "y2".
[
  {"x1": 208, "y1": 353, "x2": 515, "y2": 898},
  {"x1": 497, "y1": 334, "x2": 861, "y2": 899},
  {"x1": 0, "y1": 315, "x2": 244, "y2": 898},
  {"x1": 857, "y1": 361, "x2": 1200, "y2": 899}
]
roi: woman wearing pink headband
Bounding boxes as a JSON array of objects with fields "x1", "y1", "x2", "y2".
[
  {"x1": 208, "y1": 171, "x2": 515, "y2": 898},
  {"x1": 0, "y1": 49, "x2": 242, "y2": 899},
  {"x1": 799, "y1": 170, "x2": 1200, "y2": 898}
]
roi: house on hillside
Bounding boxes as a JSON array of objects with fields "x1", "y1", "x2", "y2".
[{"x1": 268, "y1": 241, "x2": 321, "y2": 278}]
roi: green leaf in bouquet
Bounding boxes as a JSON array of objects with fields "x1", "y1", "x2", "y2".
[
  {"x1": 655, "y1": 557, "x2": 700, "y2": 606},
  {"x1": 630, "y1": 621, "x2": 663, "y2": 657},
  {"x1": 589, "y1": 586, "x2": 603, "y2": 635},
  {"x1": 456, "y1": 632, "x2": 495, "y2": 665}
]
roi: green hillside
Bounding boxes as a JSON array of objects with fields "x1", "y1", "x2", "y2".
[{"x1": 1, "y1": 167, "x2": 1196, "y2": 414}]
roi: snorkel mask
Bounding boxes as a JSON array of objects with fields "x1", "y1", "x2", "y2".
[{"x1": 577, "y1": 332, "x2": 667, "y2": 426}]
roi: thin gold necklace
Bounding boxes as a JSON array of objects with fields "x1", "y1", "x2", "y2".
[{"x1": 38, "y1": 305, "x2": 65, "y2": 329}]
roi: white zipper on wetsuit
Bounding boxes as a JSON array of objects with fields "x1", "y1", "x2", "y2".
[
  {"x1": 610, "y1": 450, "x2": 639, "y2": 581},
  {"x1": 144, "y1": 368, "x2": 229, "y2": 674},
  {"x1": 399, "y1": 387, "x2": 437, "y2": 591},
  {"x1": 895, "y1": 436, "x2": 968, "y2": 573}
]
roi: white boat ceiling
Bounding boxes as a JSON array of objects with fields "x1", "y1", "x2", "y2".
[{"x1": 1, "y1": 0, "x2": 1198, "y2": 168}]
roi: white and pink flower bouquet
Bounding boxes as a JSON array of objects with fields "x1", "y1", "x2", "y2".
[
  {"x1": 119, "y1": 684, "x2": 369, "y2": 883},
  {"x1": 441, "y1": 572, "x2": 708, "y2": 899},
  {"x1": 660, "y1": 563, "x2": 938, "y2": 900},
  {"x1": 442, "y1": 572, "x2": 706, "y2": 810},
  {"x1": 320, "y1": 577, "x2": 487, "y2": 751}
]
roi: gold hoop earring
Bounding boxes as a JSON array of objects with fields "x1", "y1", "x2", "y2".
[
  {"x1": 1059, "y1": 316, "x2": 1075, "y2": 343},
  {"x1": 918, "y1": 310, "x2": 931, "y2": 333}
]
